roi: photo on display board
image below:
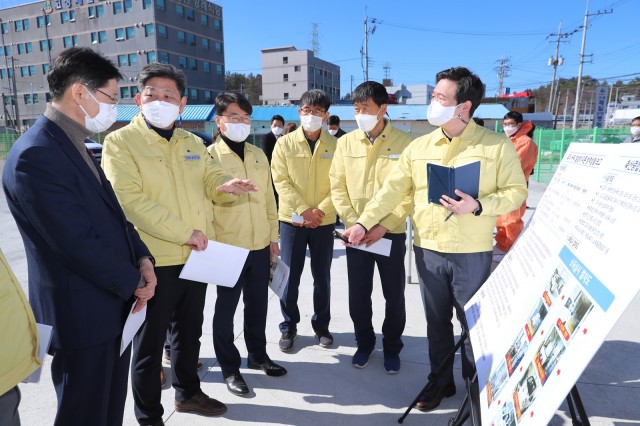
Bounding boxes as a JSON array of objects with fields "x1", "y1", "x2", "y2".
[
  {"x1": 491, "y1": 399, "x2": 517, "y2": 426},
  {"x1": 506, "y1": 329, "x2": 529, "y2": 376},
  {"x1": 512, "y1": 362, "x2": 540, "y2": 420},
  {"x1": 525, "y1": 298, "x2": 549, "y2": 341},
  {"x1": 533, "y1": 327, "x2": 567, "y2": 385},
  {"x1": 486, "y1": 359, "x2": 509, "y2": 407},
  {"x1": 556, "y1": 286, "x2": 594, "y2": 341}
]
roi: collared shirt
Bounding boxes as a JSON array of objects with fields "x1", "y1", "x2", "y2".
[
  {"x1": 208, "y1": 138, "x2": 278, "y2": 250},
  {"x1": 358, "y1": 120, "x2": 528, "y2": 253},
  {"x1": 43, "y1": 104, "x2": 100, "y2": 181},
  {"x1": 102, "y1": 113, "x2": 236, "y2": 266},
  {"x1": 330, "y1": 120, "x2": 413, "y2": 233},
  {"x1": 271, "y1": 126, "x2": 337, "y2": 225}
]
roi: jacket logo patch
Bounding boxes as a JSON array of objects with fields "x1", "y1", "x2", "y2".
[
  {"x1": 185, "y1": 154, "x2": 201, "y2": 160},
  {"x1": 388, "y1": 154, "x2": 400, "y2": 159},
  {"x1": 320, "y1": 153, "x2": 333, "y2": 159}
]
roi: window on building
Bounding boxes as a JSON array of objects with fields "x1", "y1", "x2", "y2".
[
  {"x1": 131, "y1": 86, "x2": 139, "y2": 96},
  {"x1": 185, "y1": 8, "x2": 194, "y2": 20},
  {"x1": 63, "y1": 36, "x2": 72, "y2": 48},
  {"x1": 202, "y1": 38, "x2": 209, "y2": 49},
  {"x1": 158, "y1": 51, "x2": 169, "y2": 63},
  {"x1": 214, "y1": 19, "x2": 221, "y2": 30},
  {"x1": 178, "y1": 56, "x2": 187, "y2": 69},
  {"x1": 144, "y1": 24, "x2": 154, "y2": 37},
  {"x1": 17, "y1": 44, "x2": 25, "y2": 54},
  {"x1": 33, "y1": 93, "x2": 39, "y2": 104},
  {"x1": 29, "y1": 65, "x2": 36, "y2": 75},
  {"x1": 21, "y1": 67, "x2": 29, "y2": 77},
  {"x1": 156, "y1": 0, "x2": 165, "y2": 11},
  {"x1": 60, "y1": 12, "x2": 69, "y2": 24},
  {"x1": 113, "y1": 1, "x2": 123, "y2": 14},
  {"x1": 177, "y1": 31, "x2": 185, "y2": 43},
  {"x1": 157, "y1": 24, "x2": 167, "y2": 38},
  {"x1": 283, "y1": 73, "x2": 288, "y2": 82},
  {"x1": 203, "y1": 61, "x2": 210, "y2": 73},
  {"x1": 215, "y1": 42, "x2": 222, "y2": 54},
  {"x1": 23, "y1": 18, "x2": 30, "y2": 29},
  {"x1": 4, "y1": 46, "x2": 11, "y2": 56},
  {"x1": 98, "y1": 31, "x2": 107, "y2": 43},
  {"x1": 46, "y1": 93, "x2": 52, "y2": 102},
  {"x1": 143, "y1": 0, "x2": 152, "y2": 9},
  {"x1": 187, "y1": 34, "x2": 195, "y2": 46},
  {"x1": 146, "y1": 51, "x2": 157, "y2": 63},
  {"x1": 204, "y1": 90, "x2": 212, "y2": 103},
  {"x1": 188, "y1": 58, "x2": 197, "y2": 70},
  {"x1": 216, "y1": 64, "x2": 222, "y2": 75},
  {"x1": 24, "y1": 94, "x2": 32, "y2": 104},
  {"x1": 282, "y1": 56, "x2": 288, "y2": 64},
  {"x1": 294, "y1": 65, "x2": 301, "y2": 72},
  {"x1": 123, "y1": 0, "x2": 132, "y2": 13},
  {"x1": 176, "y1": 4, "x2": 183, "y2": 16},
  {"x1": 37, "y1": 16, "x2": 45, "y2": 28},
  {"x1": 39, "y1": 40, "x2": 52, "y2": 51},
  {"x1": 115, "y1": 28, "x2": 125, "y2": 41},
  {"x1": 200, "y1": 14, "x2": 208, "y2": 26},
  {"x1": 69, "y1": 11, "x2": 76, "y2": 22},
  {"x1": 126, "y1": 26, "x2": 135, "y2": 39},
  {"x1": 91, "y1": 32, "x2": 98, "y2": 44},
  {"x1": 117, "y1": 54, "x2": 127, "y2": 67},
  {"x1": 15, "y1": 20, "x2": 23, "y2": 31},
  {"x1": 284, "y1": 92, "x2": 289, "y2": 100},
  {"x1": 189, "y1": 88, "x2": 198, "y2": 101},
  {"x1": 0, "y1": 69, "x2": 6, "y2": 79},
  {"x1": 42, "y1": 63, "x2": 50, "y2": 74},
  {"x1": 1, "y1": 23, "x2": 8, "y2": 34},
  {"x1": 88, "y1": 5, "x2": 104, "y2": 18},
  {"x1": 128, "y1": 53, "x2": 138, "y2": 66},
  {"x1": 120, "y1": 87, "x2": 130, "y2": 99}
]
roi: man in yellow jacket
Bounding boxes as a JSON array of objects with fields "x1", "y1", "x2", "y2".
[
  {"x1": 271, "y1": 89, "x2": 337, "y2": 352},
  {"x1": 102, "y1": 63, "x2": 256, "y2": 425},
  {"x1": 207, "y1": 93, "x2": 287, "y2": 397},
  {"x1": 0, "y1": 248, "x2": 40, "y2": 426},
  {"x1": 329, "y1": 81, "x2": 413, "y2": 374},
  {"x1": 344, "y1": 67, "x2": 527, "y2": 411}
]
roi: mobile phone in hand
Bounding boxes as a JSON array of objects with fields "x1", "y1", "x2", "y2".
[{"x1": 333, "y1": 230, "x2": 349, "y2": 243}]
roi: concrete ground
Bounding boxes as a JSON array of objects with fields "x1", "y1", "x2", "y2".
[{"x1": 1, "y1": 158, "x2": 638, "y2": 425}]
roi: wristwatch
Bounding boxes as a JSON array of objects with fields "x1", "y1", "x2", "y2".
[{"x1": 473, "y1": 200, "x2": 483, "y2": 216}]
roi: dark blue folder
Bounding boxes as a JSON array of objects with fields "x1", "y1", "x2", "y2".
[{"x1": 427, "y1": 161, "x2": 481, "y2": 205}]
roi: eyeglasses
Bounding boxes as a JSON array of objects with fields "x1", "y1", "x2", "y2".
[
  {"x1": 221, "y1": 114, "x2": 251, "y2": 124},
  {"x1": 85, "y1": 84, "x2": 119, "y2": 106},
  {"x1": 299, "y1": 107, "x2": 326, "y2": 116}
]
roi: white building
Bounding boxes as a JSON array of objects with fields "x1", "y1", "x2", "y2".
[
  {"x1": 384, "y1": 83, "x2": 434, "y2": 105},
  {"x1": 261, "y1": 46, "x2": 340, "y2": 106}
]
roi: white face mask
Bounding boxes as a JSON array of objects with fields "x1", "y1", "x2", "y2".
[
  {"x1": 79, "y1": 89, "x2": 117, "y2": 133},
  {"x1": 503, "y1": 125, "x2": 519, "y2": 137},
  {"x1": 328, "y1": 128, "x2": 338, "y2": 136},
  {"x1": 272, "y1": 126, "x2": 284, "y2": 136},
  {"x1": 355, "y1": 113, "x2": 381, "y2": 133},
  {"x1": 427, "y1": 101, "x2": 459, "y2": 127},
  {"x1": 300, "y1": 114, "x2": 324, "y2": 132},
  {"x1": 141, "y1": 100, "x2": 181, "y2": 128},
  {"x1": 223, "y1": 122, "x2": 251, "y2": 142},
  {"x1": 631, "y1": 126, "x2": 640, "y2": 137}
]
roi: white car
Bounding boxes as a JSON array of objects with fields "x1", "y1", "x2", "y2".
[{"x1": 84, "y1": 139, "x2": 103, "y2": 162}]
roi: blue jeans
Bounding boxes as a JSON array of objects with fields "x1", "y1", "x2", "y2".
[{"x1": 278, "y1": 221, "x2": 334, "y2": 334}]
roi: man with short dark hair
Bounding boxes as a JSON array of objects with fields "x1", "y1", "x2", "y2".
[
  {"x1": 330, "y1": 81, "x2": 413, "y2": 373},
  {"x1": 271, "y1": 89, "x2": 337, "y2": 352},
  {"x1": 328, "y1": 115, "x2": 346, "y2": 138},
  {"x1": 208, "y1": 92, "x2": 287, "y2": 397},
  {"x1": 344, "y1": 67, "x2": 527, "y2": 411},
  {"x1": 3, "y1": 47, "x2": 157, "y2": 426},
  {"x1": 495, "y1": 111, "x2": 538, "y2": 258},
  {"x1": 103, "y1": 63, "x2": 256, "y2": 425},
  {"x1": 260, "y1": 114, "x2": 285, "y2": 164},
  {"x1": 624, "y1": 116, "x2": 640, "y2": 143}
]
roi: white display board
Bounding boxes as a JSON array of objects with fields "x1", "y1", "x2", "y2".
[{"x1": 466, "y1": 143, "x2": 640, "y2": 426}]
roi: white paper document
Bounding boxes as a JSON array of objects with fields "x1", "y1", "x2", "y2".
[
  {"x1": 292, "y1": 213, "x2": 304, "y2": 225},
  {"x1": 350, "y1": 237, "x2": 392, "y2": 257},
  {"x1": 269, "y1": 257, "x2": 290, "y2": 300},
  {"x1": 23, "y1": 323, "x2": 53, "y2": 383},
  {"x1": 179, "y1": 240, "x2": 249, "y2": 287},
  {"x1": 120, "y1": 302, "x2": 146, "y2": 356}
]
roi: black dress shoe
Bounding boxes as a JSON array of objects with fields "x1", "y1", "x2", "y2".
[
  {"x1": 225, "y1": 373, "x2": 250, "y2": 396},
  {"x1": 247, "y1": 357, "x2": 287, "y2": 377},
  {"x1": 415, "y1": 382, "x2": 456, "y2": 412}
]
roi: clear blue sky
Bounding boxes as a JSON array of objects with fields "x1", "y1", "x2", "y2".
[{"x1": 217, "y1": 0, "x2": 638, "y2": 98}]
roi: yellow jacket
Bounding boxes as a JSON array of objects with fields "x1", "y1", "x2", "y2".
[
  {"x1": 102, "y1": 114, "x2": 236, "y2": 266},
  {"x1": 207, "y1": 139, "x2": 279, "y2": 250},
  {"x1": 0, "y1": 249, "x2": 40, "y2": 395},
  {"x1": 330, "y1": 120, "x2": 413, "y2": 233},
  {"x1": 271, "y1": 126, "x2": 337, "y2": 225},
  {"x1": 358, "y1": 120, "x2": 527, "y2": 253}
]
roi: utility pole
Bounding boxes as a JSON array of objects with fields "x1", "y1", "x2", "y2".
[
  {"x1": 494, "y1": 57, "x2": 511, "y2": 96},
  {"x1": 10, "y1": 57, "x2": 20, "y2": 132},
  {"x1": 572, "y1": 0, "x2": 612, "y2": 129},
  {"x1": 310, "y1": 23, "x2": 320, "y2": 56},
  {"x1": 362, "y1": 10, "x2": 377, "y2": 82},
  {"x1": 547, "y1": 22, "x2": 575, "y2": 113}
]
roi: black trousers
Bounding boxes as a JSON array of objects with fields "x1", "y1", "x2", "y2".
[
  {"x1": 347, "y1": 232, "x2": 406, "y2": 356},
  {"x1": 278, "y1": 222, "x2": 334, "y2": 334},
  {"x1": 131, "y1": 265, "x2": 207, "y2": 425},
  {"x1": 51, "y1": 337, "x2": 131, "y2": 426},
  {"x1": 213, "y1": 246, "x2": 270, "y2": 378},
  {"x1": 0, "y1": 386, "x2": 20, "y2": 426}
]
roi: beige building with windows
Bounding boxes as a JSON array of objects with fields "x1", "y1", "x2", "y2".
[{"x1": 261, "y1": 46, "x2": 340, "y2": 106}]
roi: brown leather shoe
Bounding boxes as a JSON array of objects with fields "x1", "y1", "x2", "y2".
[
  {"x1": 415, "y1": 382, "x2": 456, "y2": 412},
  {"x1": 175, "y1": 390, "x2": 227, "y2": 416}
]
